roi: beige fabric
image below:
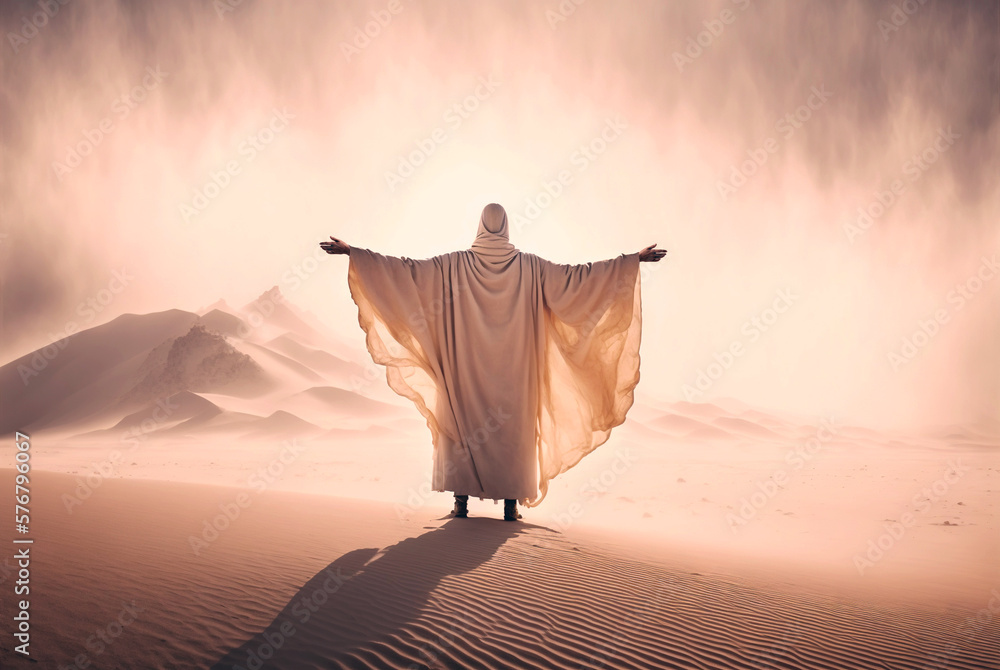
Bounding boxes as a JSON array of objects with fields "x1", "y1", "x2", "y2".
[{"x1": 347, "y1": 203, "x2": 642, "y2": 507}]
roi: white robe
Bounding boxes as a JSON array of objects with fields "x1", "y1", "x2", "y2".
[{"x1": 347, "y1": 204, "x2": 642, "y2": 506}]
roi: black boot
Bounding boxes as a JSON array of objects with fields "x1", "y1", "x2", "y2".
[
  {"x1": 452, "y1": 494, "x2": 468, "y2": 518},
  {"x1": 504, "y1": 499, "x2": 522, "y2": 521}
]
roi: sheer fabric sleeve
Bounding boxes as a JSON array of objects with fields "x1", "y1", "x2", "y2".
[
  {"x1": 529, "y1": 252, "x2": 642, "y2": 506},
  {"x1": 347, "y1": 248, "x2": 461, "y2": 445}
]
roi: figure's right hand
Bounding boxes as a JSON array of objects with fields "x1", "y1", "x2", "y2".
[
  {"x1": 639, "y1": 243, "x2": 667, "y2": 262},
  {"x1": 320, "y1": 236, "x2": 351, "y2": 255}
]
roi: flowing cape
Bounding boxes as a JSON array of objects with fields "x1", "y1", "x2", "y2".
[{"x1": 347, "y1": 238, "x2": 641, "y2": 507}]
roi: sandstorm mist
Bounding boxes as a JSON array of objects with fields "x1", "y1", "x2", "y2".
[{"x1": 0, "y1": 0, "x2": 997, "y2": 429}]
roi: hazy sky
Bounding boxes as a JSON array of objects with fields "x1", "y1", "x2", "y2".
[{"x1": 1, "y1": 0, "x2": 997, "y2": 429}]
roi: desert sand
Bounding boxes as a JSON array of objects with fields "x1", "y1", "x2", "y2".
[
  {"x1": 1, "y1": 290, "x2": 998, "y2": 668},
  {"x1": 0, "y1": 470, "x2": 997, "y2": 669}
]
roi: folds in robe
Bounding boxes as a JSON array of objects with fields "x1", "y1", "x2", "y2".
[{"x1": 347, "y1": 232, "x2": 641, "y2": 507}]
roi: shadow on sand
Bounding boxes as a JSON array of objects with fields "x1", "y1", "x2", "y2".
[{"x1": 211, "y1": 517, "x2": 530, "y2": 669}]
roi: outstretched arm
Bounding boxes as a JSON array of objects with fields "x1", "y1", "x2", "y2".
[
  {"x1": 639, "y1": 243, "x2": 667, "y2": 262},
  {"x1": 320, "y1": 236, "x2": 351, "y2": 256}
]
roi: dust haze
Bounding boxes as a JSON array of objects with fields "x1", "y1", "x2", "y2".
[{"x1": 1, "y1": 0, "x2": 997, "y2": 429}]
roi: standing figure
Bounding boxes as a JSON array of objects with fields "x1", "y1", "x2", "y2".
[{"x1": 321, "y1": 203, "x2": 665, "y2": 521}]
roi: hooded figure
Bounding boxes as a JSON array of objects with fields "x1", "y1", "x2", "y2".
[{"x1": 341, "y1": 204, "x2": 647, "y2": 512}]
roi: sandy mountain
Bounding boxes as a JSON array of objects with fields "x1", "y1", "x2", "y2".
[
  {"x1": 197, "y1": 309, "x2": 249, "y2": 338},
  {"x1": 648, "y1": 413, "x2": 713, "y2": 436},
  {"x1": 113, "y1": 390, "x2": 219, "y2": 429},
  {"x1": 0, "y1": 309, "x2": 201, "y2": 435},
  {"x1": 0, "y1": 289, "x2": 406, "y2": 440},
  {"x1": 155, "y1": 408, "x2": 262, "y2": 438},
  {"x1": 238, "y1": 410, "x2": 327, "y2": 440},
  {"x1": 276, "y1": 386, "x2": 406, "y2": 425},
  {"x1": 0, "y1": 309, "x2": 307, "y2": 438},
  {"x1": 197, "y1": 297, "x2": 234, "y2": 315},
  {"x1": 668, "y1": 400, "x2": 731, "y2": 419},
  {"x1": 151, "y1": 407, "x2": 330, "y2": 442},
  {"x1": 229, "y1": 340, "x2": 325, "y2": 385},
  {"x1": 70, "y1": 391, "x2": 223, "y2": 441},
  {"x1": 239, "y1": 286, "x2": 334, "y2": 348},
  {"x1": 712, "y1": 415, "x2": 783, "y2": 439},
  {"x1": 319, "y1": 424, "x2": 411, "y2": 441},
  {"x1": 265, "y1": 333, "x2": 366, "y2": 386},
  {"x1": 123, "y1": 324, "x2": 270, "y2": 404}
]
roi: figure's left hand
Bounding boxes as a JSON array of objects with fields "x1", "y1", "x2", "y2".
[
  {"x1": 320, "y1": 236, "x2": 351, "y2": 255},
  {"x1": 639, "y1": 244, "x2": 667, "y2": 262}
]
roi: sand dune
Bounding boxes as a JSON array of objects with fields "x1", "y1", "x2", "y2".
[
  {"x1": 112, "y1": 390, "x2": 221, "y2": 428},
  {"x1": 265, "y1": 333, "x2": 366, "y2": 386},
  {"x1": 145, "y1": 406, "x2": 329, "y2": 440},
  {"x1": 648, "y1": 413, "x2": 714, "y2": 436},
  {"x1": 683, "y1": 424, "x2": 735, "y2": 441},
  {"x1": 157, "y1": 408, "x2": 262, "y2": 436},
  {"x1": 5, "y1": 294, "x2": 997, "y2": 669},
  {"x1": 0, "y1": 309, "x2": 200, "y2": 434},
  {"x1": 197, "y1": 308, "x2": 250, "y2": 338},
  {"x1": 2, "y1": 470, "x2": 995, "y2": 670},
  {"x1": 69, "y1": 390, "x2": 224, "y2": 441},
  {"x1": 229, "y1": 339, "x2": 325, "y2": 385},
  {"x1": 320, "y1": 424, "x2": 413, "y2": 442},
  {"x1": 267, "y1": 329, "x2": 361, "y2": 369},
  {"x1": 237, "y1": 410, "x2": 327, "y2": 439},
  {"x1": 736, "y1": 408, "x2": 798, "y2": 432},
  {"x1": 618, "y1": 417, "x2": 679, "y2": 443},
  {"x1": 712, "y1": 415, "x2": 784, "y2": 440},
  {"x1": 240, "y1": 287, "x2": 334, "y2": 349},
  {"x1": 125, "y1": 324, "x2": 272, "y2": 402},
  {"x1": 280, "y1": 386, "x2": 407, "y2": 420},
  {"x1": 0, "y1": 290, "x2": 405, "y2": 444}
]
